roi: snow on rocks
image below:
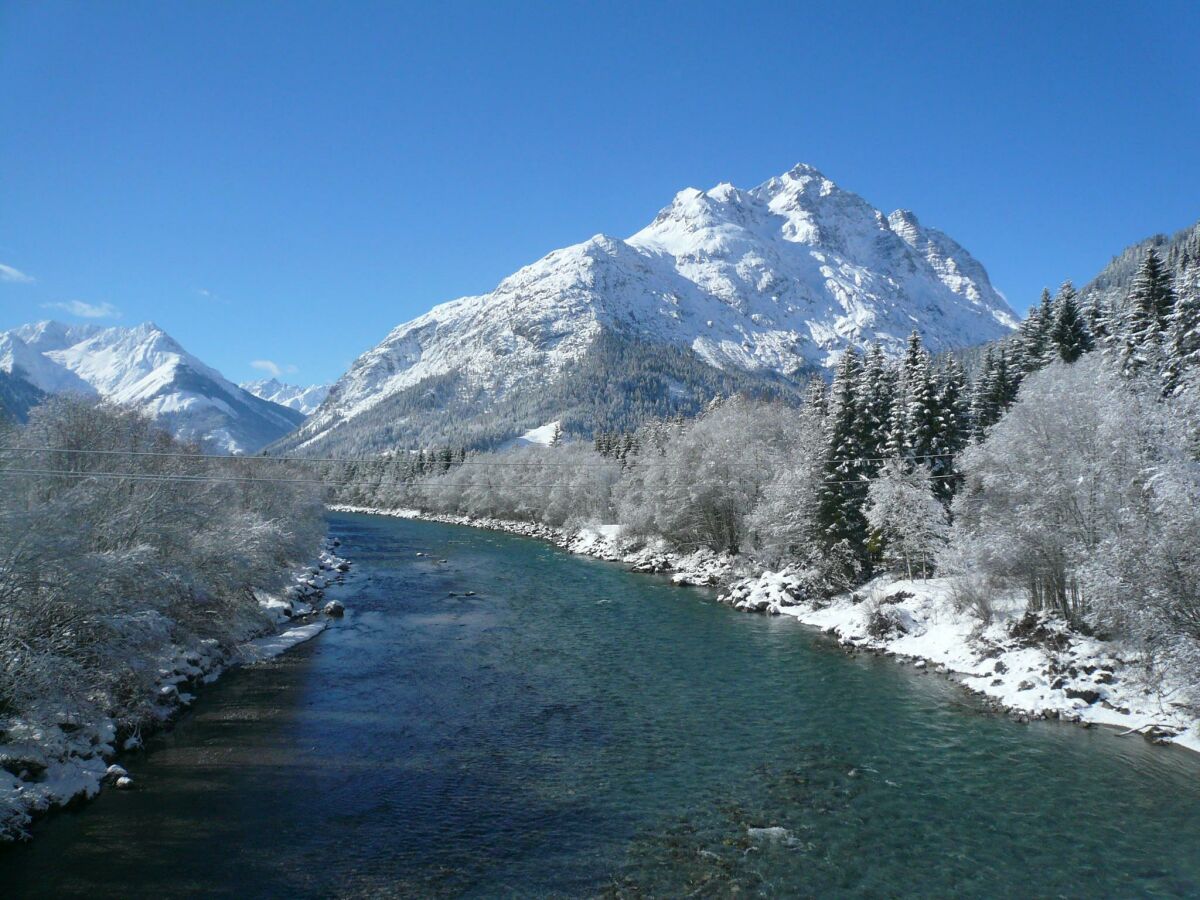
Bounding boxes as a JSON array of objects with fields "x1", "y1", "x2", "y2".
[
  {"x1": 238, "y1": 622, "x2": 327, "y2": 663},
  {"x1": 730, "y1": 572, "x2": 1200, "y2": 754},
  {"x1": 331, "y1": 505, "x2": 741, "y2": 586},
  {"x1": 256, "y1": 539, "x2": 352, "y2": 623},
  {"x1": 0, "y1": 537, "x2": 351, "y2": 841}
]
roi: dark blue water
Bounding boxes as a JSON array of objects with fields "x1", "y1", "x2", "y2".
[{"x1": 4, "y1": 511, "x2": 1200, "y2": 897}]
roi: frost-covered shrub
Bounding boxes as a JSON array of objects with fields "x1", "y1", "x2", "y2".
[
  {"x1": 0, "y1": 398, "x2": 323, "y2": 728},
  {"x1": 947, "y1": 357, "x2": 1158, "y2": 626},
  {"x1": 615, "y1": 398, "x2": 806, "y2": 554},
  {"x1": 948, "y1": 352, "x2": 1200, "y2": 700},
  {"x1": 864, "y1": 461, "x2": 948, "y2": 578}
]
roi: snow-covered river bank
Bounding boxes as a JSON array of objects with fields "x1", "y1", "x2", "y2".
[
  {"x1": 0, "y1": 542, "x2": 351, "y2": 840},
  {"x1": 5, "y1": 509, "x2": 1200, "y2": 897},
  {"x1": 334, "y1": 505, "x2": 1200, "y2": 756}
]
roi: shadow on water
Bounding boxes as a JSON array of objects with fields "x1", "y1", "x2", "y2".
[{"x1": 3, "y1": 511, "x2": 1200, "y2": 898}]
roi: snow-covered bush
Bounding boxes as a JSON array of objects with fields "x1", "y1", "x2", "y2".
[
  {"x1": 947, "y1": 358, "x2": 1152, "y2": 625},
  {"x1": 864, "y1": 461, "x2": 948, "y2": 578},
  {"x1": 947, "y1": 354, "x2": 1200, "y2": 702},
  {"x1": 615, "y1": 398, "x2": 803, "y2": 554},
  {"x1": 0, "y1": 398, "x2": 323, "y2": 729}
]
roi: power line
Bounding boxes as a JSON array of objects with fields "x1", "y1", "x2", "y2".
[
  {"x1": 0, "y1": 444, "x2": 962, "y2": 468},
  {"x1": 0, "y1": 466, "x2": 965, "y2": 489}
]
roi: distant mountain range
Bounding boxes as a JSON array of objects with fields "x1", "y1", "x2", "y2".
[
  {"x1": 276, "y1": 163, "x2": 1018, "y2": 455},
  {"x1": 240, "y1": 378, "x2": 330, "y2": 415},
  {"x1": 0, "y1": 321, "x2": 304, "y2": 453},
  {"x1": 9, "y1": 169, "x2": 1190, "y2": 459}
]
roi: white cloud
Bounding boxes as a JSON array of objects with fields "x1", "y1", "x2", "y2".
[
  {"x1": 0, "y1": 263, "x2": 35, "y2": 284},
  {"x1": 42, "y1": 300, "x2": 121, "y2": 319},
  {"x1": 251, "y1": 359, "x2": 298, "y2": 378}
]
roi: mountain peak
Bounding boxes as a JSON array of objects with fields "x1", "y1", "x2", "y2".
[
  {"x1": 283, "y1": 165, "x2": 1018, "y2": 454},
  {"x1": 784, "y1": 161, "x2": 828, "y2": 180},
  {"x1": 240, "y1": 378, "x2": 330, "y2": 415},
  {"x1": 2, "y1": 320, "x2": 304, "y2": 453}
]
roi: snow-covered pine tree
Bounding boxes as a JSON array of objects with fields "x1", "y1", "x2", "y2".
[
  {"x1": 802, "y1": 375, "x2": 828, "y2": 418},
  {"x1": 969, "y1": 346, "x2": 999, "y2": 440},
  {"x1": 1046, "y1": 280, "x2": 1093, "y2": 363},
  {"x1": 1014, "y1": 288, "x2": 1053, "y2": 377},
  {"x1": 855, "y1": 343, "x2": 894, "y2": 476},
  {"x1": 885, "y1": 331, "x2": 928, "y2": 460},
  {"x1": 1120, "y1": 247, "x2": 1176, "y2": 375},
  {"x1": 1083, "y1": 296, "x2": 1115, "y2": 348},
  {"x1": 816, "y1": 348, "x2": 869, "y2": 576},
  {"x1": 930, "y1": 358, "x2": 969, "y2": 501},
  {"x1": 1165, "y1": 266, "x2": 1200, "y2": 395}
]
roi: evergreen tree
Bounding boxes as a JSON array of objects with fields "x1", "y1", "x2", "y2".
[
  {"x1": 886, "y1": 331, "x2": 928, "y2": 459},
  {"x1": 1047, "y1": 280, "x2": 1093, "y2": 363},
  {"x1": 969, "y1": 347, "x2": 999, "y2": 439},
  {"x1": 1015, "y1": 289, "x2": 1053, "y2": 376},
  {"x1": 1120, "y1": 248, "x2": 1176, "y2": 375},
  {"x1": 802, "y1": 376, "x2": 828, "y2": 418},
  {"x1": 855, "y1": 343, "x2": 894, "y2": 476},
  {"x1": 931, "y1": 359, "x2": 969, "y2": 501},
  {"x1": 1083, "y1": 298, "x2": 1114, "y2": 348},
  {"x1": 815, "y1": 349, "x2": 869, "y2": 575},
  {"x1": 1165, "y1": 268, "x2": 1200, "y2": 395}
]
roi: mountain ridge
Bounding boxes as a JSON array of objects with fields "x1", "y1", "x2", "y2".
[
  {"x1": 279, "y1": 163, "x2": 1018, "y2": 454},
  {"x1": 0, "y1": 320, "x2": 304, "y2": 453}
]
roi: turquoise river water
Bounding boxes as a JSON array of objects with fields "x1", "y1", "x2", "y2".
[{"x1": 3, "y1": 511, "x2": 1200, "y2": 897}]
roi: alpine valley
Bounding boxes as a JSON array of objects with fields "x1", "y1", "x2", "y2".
[{"x1": 276, "y1": 164, "x2": 1020, "y2": 454}]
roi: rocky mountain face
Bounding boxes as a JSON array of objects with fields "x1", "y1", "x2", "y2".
[
  {"x1": 0, "y1": 321, "x2": 304, "y2": 453},
  {"x1": 240, "y1": 378, "x2": 330, "y2": 415},
  {"x1": 278, "y1": 163, "x2": 1019, "y2": 454}
]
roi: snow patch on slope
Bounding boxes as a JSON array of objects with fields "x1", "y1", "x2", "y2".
[{"x1": 0, "y1": 333, "x2": 97, "y2": 396}]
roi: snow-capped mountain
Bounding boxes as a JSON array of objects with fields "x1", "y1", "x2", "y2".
[
  {"x1": 1, "y1": 321, "x2": 305, "y2": 453},
  {"x1": 240, "y1": 378, "x2": 330, "y2": 415},
  {"x1": 0, "y1": 331, "x2": 97, "y2": 397},
  {"x1": 277, "y1": 164, "x2": 1019, "y2": 454}
]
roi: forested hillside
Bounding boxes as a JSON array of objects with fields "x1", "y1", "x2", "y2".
[{"x1": 287, "y1": 332, "x2": 811, "y2": 456}]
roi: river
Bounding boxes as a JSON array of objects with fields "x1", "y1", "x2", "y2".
[{"x1": 4, "y1": 511, "x2": 1200, "y2": 897}]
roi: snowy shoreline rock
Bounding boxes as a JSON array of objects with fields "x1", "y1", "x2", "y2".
[
  {"x1": 333, "y1": 504, "x2": 1200, "y2": 756},
  {"x1": 0, "y1": 537, "x2": 351, "y2": 842}
]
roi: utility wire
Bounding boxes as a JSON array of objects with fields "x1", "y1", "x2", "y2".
[
  {"x1": 0, "y1": 466, "x2": 965, "y2": 489},
  {"x1": 0, "y1": 444, "x2": 963, "y2": 467}
]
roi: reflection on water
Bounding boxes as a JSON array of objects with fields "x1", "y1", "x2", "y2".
[{"x1": 3, "y1": 512, "x2": 1200, "y2": 898}]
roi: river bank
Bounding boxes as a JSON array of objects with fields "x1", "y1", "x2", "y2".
[
  {"x1": 333, "y1": 504, "x2": 1200, "y2": 755},
  {"x1": 6, "y1": 510, "x2": 1200, "y2": 897},
  {"x1": 0, "y1": 541, "x2": 351, "y2": 841}
]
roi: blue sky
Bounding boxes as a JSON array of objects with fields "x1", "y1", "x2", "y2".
[{"x1": 2, "y1": 1, "x2": 1198, "y2": 385}]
